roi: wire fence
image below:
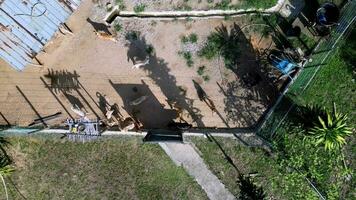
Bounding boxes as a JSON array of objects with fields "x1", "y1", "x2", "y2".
[{"x1": 257, "y1": 0, "x2": 356, "y2": 140}]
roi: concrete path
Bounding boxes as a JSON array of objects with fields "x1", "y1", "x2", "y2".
[{"x1": 159, "y1": 142, "x2": 236, "y2": 200}]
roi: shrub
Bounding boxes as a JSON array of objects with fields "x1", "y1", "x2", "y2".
[
  {"x1": 145, "y1": 45, "x2": 155, "y2": 56},
  {"x1": 114, "y1": 23, "x2": 122, "y2": 32},
  {"x1": 197, "y1": 66, "x2": 206, "y2": 75},
  {"x1": 181, "y1": 33, "x2": 198, "y2": 44},
  {"x1": 179, "y1": 51, "x2": 194, "y2": 67},
  {"x1": 134, "y1": 4, "x2": 146, "y2": 13},
  {"x1": 189, "y1": 33, "x2": 198, "y2": 43}
]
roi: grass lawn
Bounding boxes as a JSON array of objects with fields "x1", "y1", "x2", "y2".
[
  {"x1": 2, "y1": 135, "x2": 207, "y2": 200},
  {"x1": 294, "y1": 38, "x2": 355, "y2": 126},
  {"x1": 240, "y1": 0, "x2": 278, "y2": 9},
  {"x1": 190, "y1": 137, "x2": 315, "y2": 200}
]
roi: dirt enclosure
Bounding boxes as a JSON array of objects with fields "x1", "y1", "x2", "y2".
[{"x1": 0, "y1": 0, "x2": 280, "y2": 129}]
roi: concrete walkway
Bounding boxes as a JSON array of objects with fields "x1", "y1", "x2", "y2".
[{"x1": 159, "y1": 142, "x2": 236, "y2": 200}]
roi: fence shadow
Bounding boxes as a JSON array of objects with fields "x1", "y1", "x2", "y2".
[
  {"x1": 44, "y1": 69, "x2": 80, "y2": 93},
  {"x1": 211, "y1": 23, "x2": 278, "y2": 128}
]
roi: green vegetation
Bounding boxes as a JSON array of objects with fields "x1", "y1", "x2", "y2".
[
  {"x1": 193, "y1": 28, "x2": 355, "y2": 200},
  {"x1": 202, "y1": 75, "x2": 210, "y2": 82},
  {"x1": 145, "y1": 44, "x2": 155, "y2": 56},
  {"x1": 134, "y1": 4, "x2": 146, "y2": 13},
  {"x1": 196, "y1": 66, "x2": 210, "y2": 82},
  {"x1": 190, "y1": 137, "x2": 315, "y2": 199},
  {"x1": 240, "y1": 0, "x2": 277, "y2": 9},
  {"x1": 213, "y1": 0, "x2": 277, "y2": 10},
  {"x1": 181, "y1": 33, "x2": 198, "y2": 44},
  {"x1": 179, "y1": 51, "x2": 194, "y2": 67},
  {"x1": 114, "y1": 22, "x2": 123, "y2": 32},
  {"x1": 237, "y1": 174, "x2": 266, "y2": 200},
  {"x1": 115, "y1": 0, "x2": 126, "y2": 10},
  {"x1": 199, "y1": 25, "x2": 241, "y2": 69},
  {"x1": 0, "y1": 136, "x2": 13, "y2": 200},
  {"x1": 294, "y1": 35, "x2": 356, "y2": 125},
  {"x1": 197, "y1": 65, "x2": 206, "y2": 76},
  {"x1": 271, "y1": 28, "x2": 355, "y2": 199},
  {"x1": 307, "y1": 104, "x2": 352, "y2": 151},
  {"x1": 214, "y1": 0, "x2": 231, "y2": 10},
  {"x1": 2, "y1": 136, "x2": 207, "y2": 199}
]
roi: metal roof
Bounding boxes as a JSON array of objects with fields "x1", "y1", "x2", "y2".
[{"x1": 0, "y1": 0, "x2": 81, "y2": 71}]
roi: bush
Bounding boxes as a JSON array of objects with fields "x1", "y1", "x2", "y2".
[
  {"x1": 181, "y1": 33, "x2": 198, "y2": 44},
  {"x1": 114, "y1": 23, "x2": 122, "y2": 32},
  {"x1": 197, "y1": 66, "x2": 205, "y2": 76},
  {"x1": 179, "y1": 51, "x2": 194, "y2": 67},
  {"x1": 134, "y1": 4, "x2": 146, "y2": 13}
]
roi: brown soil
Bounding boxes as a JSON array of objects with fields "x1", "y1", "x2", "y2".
[{"x1": 0, "y1": 0, "x2": 278, "y2": 129}]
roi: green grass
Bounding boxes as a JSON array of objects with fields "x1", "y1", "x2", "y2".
[
  {"x1": 294, "y1": 39, "x2": 356, "y2": 126},
  {"x1": 190, "y1": 137, "x2": 316, "y2": 199},
  {"x1": 213, "y1": 0, "x2": 277, "y2": 10},
  {"x1": 262, "y1": 28, "x2": 356, "y2": 200},
  {"x1": 3, "y1": 136, "x2": 207, "y2": 200},
  {"x1": 240, "y1": 0, "x2": 277, "y2": 9}
]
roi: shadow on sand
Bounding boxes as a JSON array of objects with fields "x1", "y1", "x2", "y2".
[{"x1": 125, "y1": 33, "x2": 205, "y2": 127}]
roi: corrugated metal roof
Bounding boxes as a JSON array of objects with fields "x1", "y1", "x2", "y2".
[{"x1": 0, "y1": 0, "x2": 81, "y2": 71}]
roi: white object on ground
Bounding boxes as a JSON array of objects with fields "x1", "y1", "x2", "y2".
[
  {"x1": 132, "y1": 57, "x2": 150, "y2": 69},
  {"x1": 129, "y1": 95, "x2": 148, "y2": 106},
  {"x1": 71, "y1": 106, "x2": 85, "y2": 117}
]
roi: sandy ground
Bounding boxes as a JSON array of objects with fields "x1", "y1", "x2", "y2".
[
  {"x1": 0, "y1": 0, "x2": 278, "y2": 129},
  {"x1": 100, "y1": 0, "x2": 243, "y2": 12}
]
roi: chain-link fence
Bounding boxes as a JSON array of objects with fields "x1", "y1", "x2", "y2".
[{"x1": 257, "y1": 0, "x2": 356, "y2": 140}]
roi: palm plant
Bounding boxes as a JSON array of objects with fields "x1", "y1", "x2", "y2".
[
  {"x1": 198, "y1": 23, "x2": 241, "y2": 69},
  {"x1": 307, "y1": 103, "x2": 352, "y2": 151}
]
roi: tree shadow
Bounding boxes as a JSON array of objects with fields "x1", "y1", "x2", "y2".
[
  {"x1": 86, "y1": 18, "x2": 112, "y2": 35},
  {"x1": 237, "y1": 174, "x2": 266, "y2": 200},
  {"x1": 109, "y1": 80, "x2": 177, "y2": 129},
  {"x1": 126, "y1": 34, "x2": 205, "y2": 127},
  {"x1": 209, "y1": 23, "x2": 278, "y2": 128},
  {"x1": 298, "y1": 0, "x2": 320, "y2": 27}
]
